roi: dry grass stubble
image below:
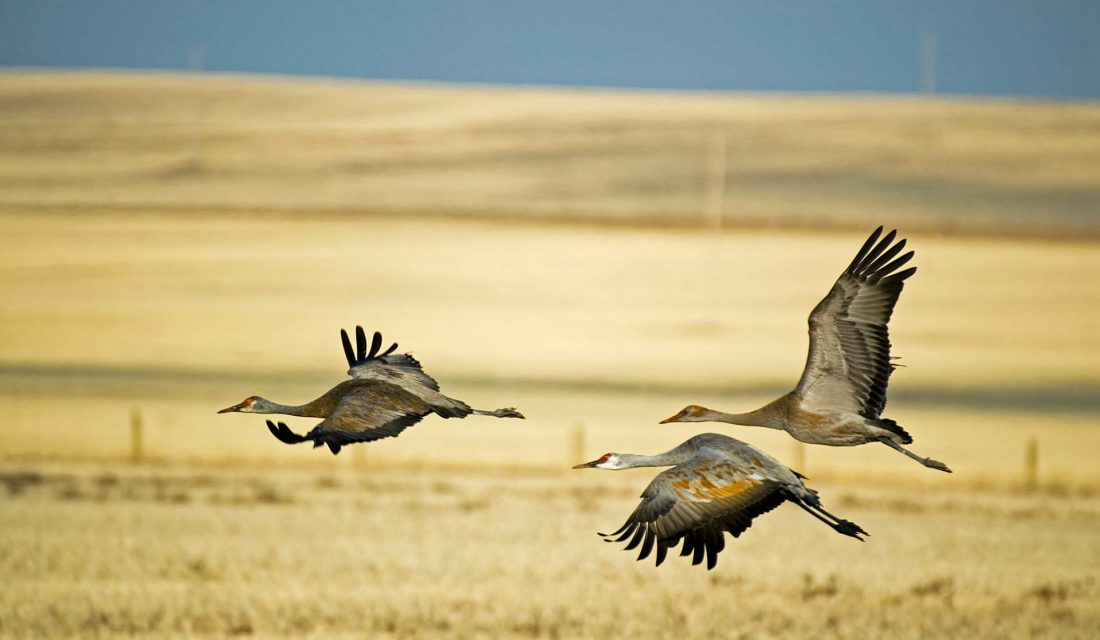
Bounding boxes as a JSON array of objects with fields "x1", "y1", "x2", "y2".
[{"x1": 2, "y1": 465, "x2": 1098, "y2": 639}]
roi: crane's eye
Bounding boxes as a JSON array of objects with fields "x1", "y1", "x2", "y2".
[{"x1": 598, "y1": 453, "x2": 612, "y2": 464}]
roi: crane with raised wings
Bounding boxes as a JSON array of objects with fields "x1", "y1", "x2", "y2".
[
  {"x1": 661, "y1": 227, "x2": 950, "y2": 472},
  {"x1": 218, "y1": 326, "x2": 524, "y2": 454}
]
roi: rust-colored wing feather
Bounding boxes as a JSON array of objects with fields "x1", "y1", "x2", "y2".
[
  {"x1": 793, "y1": 227, "x2": 916, "y2": 418},
  {"x1": 602, "y1": 453, "x2": 788, "y2": 570}
]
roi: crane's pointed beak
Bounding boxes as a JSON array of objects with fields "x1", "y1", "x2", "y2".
[
  {"x1": 217, "y1": 403, "x2": 245, "y2": 414},
  {"x1": 658, "y1": 414, "x2": 679, "y2": 424},
  {"x1": 572, "y1": 460, "x2": 600, "y2": 469}
]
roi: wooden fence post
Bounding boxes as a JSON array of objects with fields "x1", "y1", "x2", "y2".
[
  {"x1": 1024, "y1": 437, "x2": 1038, "y2": 492},
  {"x1": 130, "y1": 407, "x2": 144, "y2": 464}
]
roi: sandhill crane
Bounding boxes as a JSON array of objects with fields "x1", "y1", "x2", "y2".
[
  {"x1": 218, "y1": 326, "x2": 524, "y2": 454},
  {"x1": 661, "y1": 227, "x2": 950, "y2": 472},
  {"x1": 574, "y1": 433, "x2": 866, "y2": 570}
]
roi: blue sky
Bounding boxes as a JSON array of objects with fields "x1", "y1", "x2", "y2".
[{"x1": 2, "y1": 1, "x2": 1098, "y2": 98}]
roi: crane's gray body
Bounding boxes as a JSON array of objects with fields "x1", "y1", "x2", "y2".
[
  {"x1": 218, "y1": 326, "x2": 523, "y2": 454},
  {"x1": 662, "y1": 227, "x2": 950, "y2": 472},
  {"x1": 578, "y1": 432, "x2": 866, "y2": 570}
]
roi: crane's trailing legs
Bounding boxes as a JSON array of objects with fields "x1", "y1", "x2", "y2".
[
  {"x1": 788, "y1": 496, "x2": 868, "y2": 539},
  {"x1": 879, "y1": 437, "x2": 952, "y2": 473},
  {"x1": 471, "y1": 408, "x2": 524, "y2": 418}
]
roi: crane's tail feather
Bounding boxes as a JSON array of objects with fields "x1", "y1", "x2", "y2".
[{"x1": 871, "y1": 418, "x2": 912, "y2": 444}]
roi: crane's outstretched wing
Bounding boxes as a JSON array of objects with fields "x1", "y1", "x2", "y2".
[
  {"x1": 267, "y1": 383, "x2": 432, "y2": 455},
  {"x1": 339, "y1": 326, "x2": 472, "y2": 417},
  {"x1": 793, "y1": 227, "x2": 916, "y2": 419},
  {"x1": 600, "y1": 452, "x2": 788, "y2": 570}
]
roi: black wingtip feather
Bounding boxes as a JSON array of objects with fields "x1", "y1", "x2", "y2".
[
  {"x1": 881, "y1": 266, "x2": 917, "y2": 285},
  {"x1": 340, "y1": 329, "x2": 355, "y2": 368},
  {"x1": 623, "y1": 526, "x2": 647, "y2": 551},
  {"x1": 845, "y1": 226, "x2": 884, "y2": 274},
  {"x1": 637, "y1": 528, "x2": 656, "y2": 561},
  {"x1": 345, "y1": 326, "x2": 407, "y2": 367},
  {"x1": 862, "y1": 229, "x2": 898, "y2": 272},
  {"x1": 613, "y1": 523, "x2": 638, "y2": 543},
  {"x1": 266, "y1": 420, "x2": 309, "y2": 445},
  {"x1": 599, "y1": 520, "x2": 632, "y2": 539},
  {"x1": 369, "y1": 331, "x2": 382, "y2": 359},
  {"x1": 355, "y1": 326, "x2": 367, "y2": 360},
  {"x1": 691, "y1": 535, "x2": 705, "y2": 566},
  {"x1": 704, "y1": 529, "x2": 719, "y2": 570},
  {"x1": 874, "y1": 251, "x2": 915, "y2": 281},
  {"x1": 863, "y1": 238, "x2": 907, "y2": 278}
]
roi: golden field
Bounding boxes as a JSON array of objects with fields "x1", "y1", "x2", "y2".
[
  {"x1": 1, "y1": 463, "x2": 1098, "y2": 639},
  {"x1": 1, "y1": 72, "x2": 1099, "y2": 638}
]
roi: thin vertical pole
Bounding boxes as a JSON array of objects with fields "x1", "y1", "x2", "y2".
[
  {"x1": 130, "y1": 407, "x2": 144, "y2": 464},
  {"x1": 1024, "y1": 437, "x2": 1038, "y2": 492}
]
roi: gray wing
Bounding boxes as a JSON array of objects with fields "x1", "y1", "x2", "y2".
[
  {"x1": 305, "y1": 383, "x2": 433, "y2": 452},
  {"x1": 793, "y1": 227, "x2": 916, "y2": 419},
  {"x1": 340, "y1": 326, "x2": 471, "y2": 417},
  {"x1": 601, "y1": 452, "x2": 788, "y2": 570},
  {"x1": 341, "y1": 326, "x2": 440, "y2": 390}
]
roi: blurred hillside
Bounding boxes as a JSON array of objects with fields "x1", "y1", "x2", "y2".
[{"x1": 2, "y1": 71, "x2": 1099, "y2": 236}]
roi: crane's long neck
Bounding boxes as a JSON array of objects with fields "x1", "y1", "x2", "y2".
[
  {"x1": 618, "y1": 444, "x2": 697, "y2": 469},
  {"x1": 702, "y1": 408, "x2": 772, "y2": 427},
  {"x1": 255, "y1": 397, "x2": 329, "y2": 418},
  {"x1": 702, "y1": 395, "x2": 791, "y2": 430}
]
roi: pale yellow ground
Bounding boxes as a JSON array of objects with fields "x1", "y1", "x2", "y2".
[{"x1": 1, "y1": 464, "x2": 1098, "y2": 639}]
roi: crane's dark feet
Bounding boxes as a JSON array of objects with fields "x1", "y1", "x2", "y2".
[
  {"x1": 493, "y1": 407, "x2": 524, "y2": 419},
  {"x1": 924, "y1": 458, "x2": 952, "y2": 473},
  {"x1": 880, "y1": 438, "x2": 952, "y2": 473},
  {"x1": 834, "y1": 519, "x2": 868, "y2": 540}
]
